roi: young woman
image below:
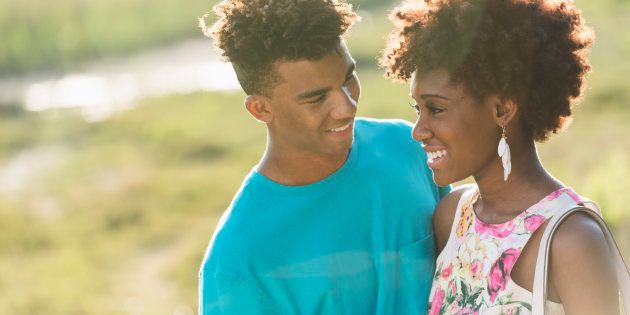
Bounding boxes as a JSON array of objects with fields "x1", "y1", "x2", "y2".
[{"x1": 381, "y1": 0, "x2": 621, "y2": 314}]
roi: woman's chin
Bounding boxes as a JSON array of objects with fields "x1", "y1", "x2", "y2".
[
  {"x1": 433, "y1": 171, "x2": 464, "y2": 187},
  {"x1": 433, "y1": 174, "x2": 451, "y2": 187}
]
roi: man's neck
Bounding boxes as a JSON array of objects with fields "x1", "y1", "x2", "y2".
[{"x1": 256, "y1": 147, "x2": 350, "y2": 186}]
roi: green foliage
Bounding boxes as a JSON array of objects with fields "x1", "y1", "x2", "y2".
[
  {"x1": 0, "y1": 0, "x2": 385, "y2": 76},
  {"x1": 0, "y1": 0, "x2": 214, "y2": 75}
]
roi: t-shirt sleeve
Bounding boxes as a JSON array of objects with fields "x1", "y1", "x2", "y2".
[
  {"x1": 199, "y1": 269, "x2": 283, "y2": 315},
  {"x1": 438, "y1": 184, "x2": 452, "y2": 199}
]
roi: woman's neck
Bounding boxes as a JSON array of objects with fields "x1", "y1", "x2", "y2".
[{"x1": 473, "y1": 140, "x2": 564, "y2": 223}]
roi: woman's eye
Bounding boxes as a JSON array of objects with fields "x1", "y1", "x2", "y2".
[
  {"x1": 409, "y1": 102, "x2": 420, "y2": 114},
  {"x1": 426, "y1": 102, "x2": 445, "y2": 115},
  {"x1": 429, "y1": 107, "x2": 444, "y2": 115}
]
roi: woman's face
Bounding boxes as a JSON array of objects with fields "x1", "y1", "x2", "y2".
[{"x1": 410, "y1": 69, "x2": 502, "y2": 186}]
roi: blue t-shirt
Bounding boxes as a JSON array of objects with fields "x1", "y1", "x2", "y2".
[{"x1": 199, "y1": 118, "x2": 450, "y2": 314}]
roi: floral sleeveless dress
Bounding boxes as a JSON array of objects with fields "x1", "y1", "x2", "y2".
[{"x1": 428, "y1": 185, "x2": 584, "y2": 315}]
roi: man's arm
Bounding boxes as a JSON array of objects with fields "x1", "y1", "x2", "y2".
[{"x1": 199, "y1": 269, "x2": 284, "y2": 315}]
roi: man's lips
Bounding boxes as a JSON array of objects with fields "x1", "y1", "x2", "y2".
[{"x1": 327, "y1": 122, "x2": 352, "y2": 132}]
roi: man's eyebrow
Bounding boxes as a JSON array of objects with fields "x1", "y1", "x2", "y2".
[
  {"x1": 420, "y1": 93, "x2": 450, "y2": 101},
  {"x1": 297, "y1": 62, "x2": 356, "y2": 101},
  {"x1": 297, "y1": 87, "x2": 331, "y2": 100}
]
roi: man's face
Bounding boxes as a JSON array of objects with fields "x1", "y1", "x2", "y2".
[{"x1": 266, "y1": 41, "x2": 360, "y2": 158}]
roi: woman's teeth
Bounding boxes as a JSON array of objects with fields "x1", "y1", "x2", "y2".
[{"x1": 428, "y1": 150, "x2": 447, "y2": 160}]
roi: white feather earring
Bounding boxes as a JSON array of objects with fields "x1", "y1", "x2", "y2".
[{"x1": 498, "y1": 125, "x2": 511, "y2": 181}]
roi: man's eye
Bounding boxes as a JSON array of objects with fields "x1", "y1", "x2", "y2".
[{"x1": 309, "y1": 95, "x2": 326, "y2": 104}]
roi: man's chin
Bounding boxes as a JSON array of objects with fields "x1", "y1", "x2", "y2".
[{"x1": 326, "y1": 139, "x2": 353, "y2": 157}]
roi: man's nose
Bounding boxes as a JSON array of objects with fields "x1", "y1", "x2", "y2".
[{"x1": 330, "y1": 86, "x2": 357, "y2": 120}]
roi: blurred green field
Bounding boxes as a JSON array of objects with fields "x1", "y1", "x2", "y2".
[
  {"x1": 0, "y1": 0, "x2": 382, "y2": 76},
  {"x1": 0, "y1": 0, "x2": 629, "y2": 314},
  {"x1": 0, "y1": 0, "x2": 210, "y2": 75}
]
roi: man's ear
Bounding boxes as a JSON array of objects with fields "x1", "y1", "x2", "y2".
[
  {"x1": 245, "y1": 95, "x2": 273, "y2": 123},
  {"x1": 490, "y1": 96, "x2": 518, "y2": 127}
]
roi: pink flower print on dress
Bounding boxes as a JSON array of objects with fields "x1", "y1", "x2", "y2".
[
  {"x1": 545, "y1": 187, "x2": 581, "y2": 203},
  {"x1": 448, "y1": 279, "x2": 457, "y2": 296},
  {"x1": 470, "y1": 260, "x2": 482, "y2": 275},
  {"x1": 441, "y1": 264, "x2": 453, "y2": 279},
  {"x1": 545, "y1": 188, "x2": 566, "y2": 201},
  {"x1": 487, "y1": 248, "x2": 520, "y2": 302},
  {"x1": 475, "y1": 219, "x2": 516, "y2": 239},
  {"x1": 503, "y1": 306, "x2": 517, "y2": 315},
  {"x1": 524, "y1": 214, "x2": 546, "y2": 232},
  {"x1": 564, "y1": 189, "x2": 582, "y2": 203},
  {"x1": 429, "y1": 288, "x2": 446, "y2": 315},
  {"x1": 457, "y1": 307, "x2": 475, "y2": 315}
]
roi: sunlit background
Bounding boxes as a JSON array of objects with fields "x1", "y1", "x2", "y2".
[{"x1": 0, "y1": 0, "x2": 628, "y2": 314}]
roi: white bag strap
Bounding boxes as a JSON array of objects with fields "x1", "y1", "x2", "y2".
[{"x1": 532, "y1": 204, "x2": 630, "y2": 314}]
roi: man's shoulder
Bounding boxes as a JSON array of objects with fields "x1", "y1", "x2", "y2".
[
  {"x1": 200, "y1": 208, "x2": 255, "y2": 277},
  {"x1": 355, "y1": 117, "x2": 416, "y2": 146},
  {"x1": 200, "y1": 175, "x2": 264, "y2": 273},
  {"x1": 355, "y1": 117, "x2": 413, "y2": 133}
]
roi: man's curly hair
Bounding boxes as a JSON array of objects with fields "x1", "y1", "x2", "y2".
[
  {"x1": 379, "y1": 0, "x2": 594, "y2": 141},
  {"x1": 200, "y1": 0, "x2": 359, "y2": 96}
]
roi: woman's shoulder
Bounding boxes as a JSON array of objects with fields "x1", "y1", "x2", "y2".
[
  {"x1": 550, "y1": 210, "x2": 609, "y2": 263},
  {"x1": 547, "y1": 210, "x2": 619, "y2": 313}
]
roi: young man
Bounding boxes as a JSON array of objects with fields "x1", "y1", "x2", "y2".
[{"x1": 199, "y1": 0, "x2": 449, "y2": 313}]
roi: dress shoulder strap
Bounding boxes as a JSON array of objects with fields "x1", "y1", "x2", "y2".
[{"x1": 445, "y1": 184, "x2": 478, "y2": 240}]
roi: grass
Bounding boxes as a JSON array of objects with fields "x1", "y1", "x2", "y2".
[
  {"x1": 0, "y1": 0, "x2": 223, "y2": 75},
  {"x1": 0, "y1": 0, "x2": 383, "y2": 76}
]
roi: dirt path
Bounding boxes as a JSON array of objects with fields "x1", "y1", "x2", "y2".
[{"x1": 111, "y1": 238, "x2": 195, "y2": 315}]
